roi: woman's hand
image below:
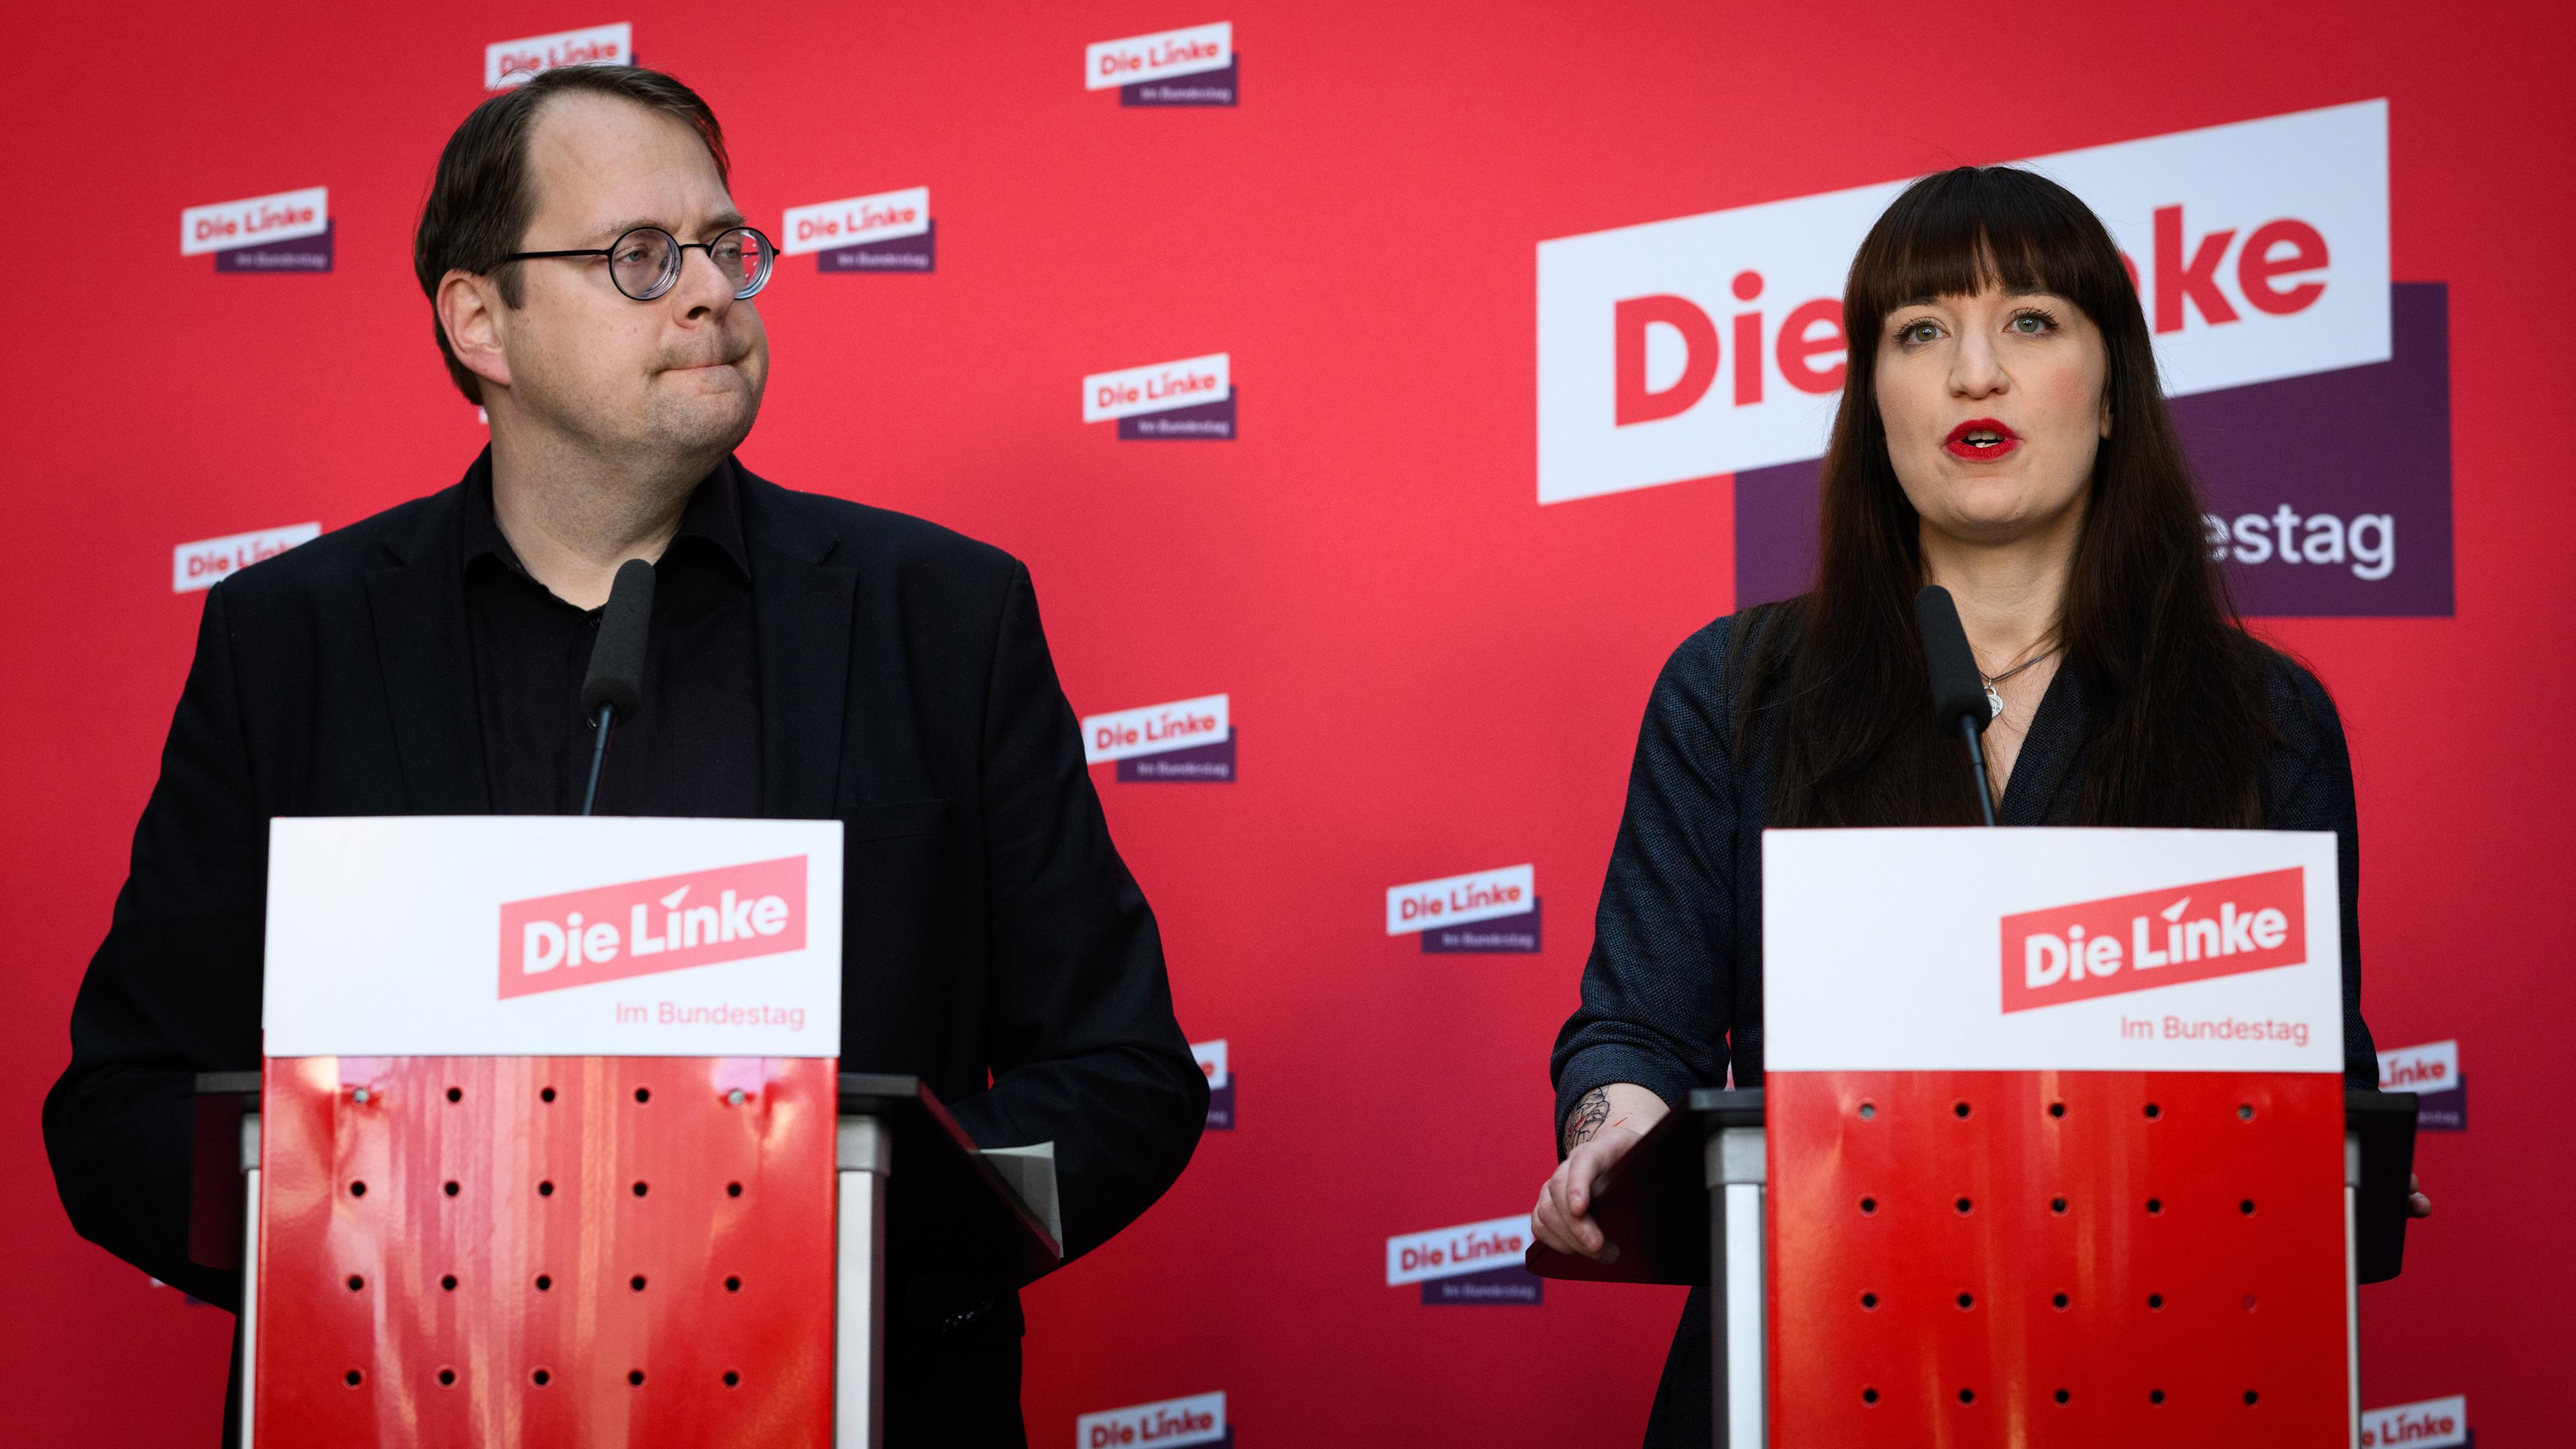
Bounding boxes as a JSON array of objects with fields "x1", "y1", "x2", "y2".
[
  {"x1": 1534, "y1": 1084, "x2": 1670, "y2": 1260},
  {"x1": 2409, "y1": 1171, "x2": 2432, "y2": 1218}
]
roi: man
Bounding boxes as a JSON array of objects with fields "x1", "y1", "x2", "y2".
[{"x1": 43, "y1": 65, "x2": 1205, "y2": 1444}]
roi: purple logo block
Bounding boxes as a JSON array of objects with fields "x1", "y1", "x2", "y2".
[
  {"x1": 1421, "y1": 900, "x2": 1541, "y2": 954},
  {"x1": 1117, "y1": 731, "x2": 1236, "y2": 782},
  {"x1": 817, "y1": 220, "x2": 935, "y2": 273},
  {"x1": 1120, "y1": 390, "x2": 1236, "y2": 440},
  {"x1": 1423, "y1": 1264, "x2": 1543, "y2": 1305},
  {"x1": 213, "y1": 221, "x2": 333, "y2": 273},
  {"x1": 1734, "y1": 284, "x2": 2454, "y2": 619},
  {"x1": 2414, "y1": 1075, "x2": 2465, "y2": 1132},
  {"x1": 1122, "y1": 58, "x2": 1238, "y2": 105},
  {"x1": 1205, "y1": 1076, "x2": 1235, "y2": 1130}
]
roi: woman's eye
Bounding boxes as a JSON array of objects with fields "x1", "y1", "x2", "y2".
[
  {"x1": 1897, "y1": 320, "x2": 1940, "y2": 345},
  {"x1": 2010, "y1": 311, "x2": 2055, "y2": 334}
]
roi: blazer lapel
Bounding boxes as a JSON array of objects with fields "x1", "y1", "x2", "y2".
[
  {"x1": 364, "y1": 480, "x2": 490, "y2": 814},
  {"x1": 741, "y1": 468, "x2": 855, "y2": 818}
]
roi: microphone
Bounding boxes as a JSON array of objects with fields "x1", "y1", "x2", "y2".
[
  {"x1": 577, "y1": 558, "x2": 655, "y2": 816},
  {"x1": 1912, "y1": 584, "x2": 1997, "y2": 827}
]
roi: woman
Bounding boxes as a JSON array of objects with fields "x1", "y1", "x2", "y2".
[{"x1": 1532, "y1": 165, "x2": 2420, "y2": 1442}]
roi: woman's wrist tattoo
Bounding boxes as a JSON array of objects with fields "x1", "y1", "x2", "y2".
[{"x1": 1564, "y1": 1087, "x2": 1613, "y2": 1152}]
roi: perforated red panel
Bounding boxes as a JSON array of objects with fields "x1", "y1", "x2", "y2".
[
  {"x1": 255, "y1": 1056, "x2": 837, "y2": 1447},
  {"x1": 1766, "y1": 1070, "x2": 2347, "y2": 1446}
]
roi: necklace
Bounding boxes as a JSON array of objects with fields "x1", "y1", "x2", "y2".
[{"x1": 1980, "y1": 644, "x2": 2059, "y2": 721}]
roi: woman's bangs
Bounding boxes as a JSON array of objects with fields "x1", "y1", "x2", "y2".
[{"x1": 1854, "y1": 170, "x2": 2105, "y2": 325}]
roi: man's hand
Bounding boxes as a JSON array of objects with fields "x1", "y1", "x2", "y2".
[
  {"x1": 2409, "y1": 1171, "x2": 2432, "y2": 1218},
  {"x1": 1534, "y1": 1083, "x2": 1669, "y2": 1261}
]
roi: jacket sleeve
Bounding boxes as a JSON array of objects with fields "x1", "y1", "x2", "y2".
[
  {"x1": 44, "y1": 583, "x2": 269, "y2": 1309},
  {"x1": 940, "y1": 563, "x2": 1206, "y2": 1259},
  {"x1": 2261, "y1": 658, "x2": 2379, "y2": 1087},
  {"x1": 1548, "y1": 623, "x2": 1742, "y2": 1148}
]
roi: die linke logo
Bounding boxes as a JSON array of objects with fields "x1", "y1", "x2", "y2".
[
  {"x1": 2361, "y1": 1395, "x2": 2469, "y2": 1447},
  {"x1": 1387, "y1": 864, "x2": 1541, "y2": 954},
  {"x1": 496, "y1": 856, "x2": 806, "y2": 1000},
  {"x1": 180, "y1": 188, "x2": 331, "y2": 272},
  {"x1": 1192, "y1": 1039, "x2": 1234, "y2": 1129},
  {"x1": 1077, "y1": 1391, "x2": 1228, "y2": 1448},
  {"x1": 781, "y1": 187, "x2": 933, "y2": 273},
  {"x1": 1387, "y1": 1214, "x2": 1542, "y2": 1305},
  {"x1": 1086, "y1": 22, "x2": 1236, "y2": 107},
  {"x1": 2001, "y1": 867, "x2": 2304, "y2": 1014},
  {"x1": 1084, "y1": 354, "x2": 1234, "y2": 439},
  {"x1": 486, "y1": 23, "x2": 632, "y2": 89},
  {"x1": 1081, "y1": 693, "x2": 1234, "y2": 781},
  {"x1": 2379, "y1": 1038, "x2": 2466, "y2": 1132},
  {"x1": 172, "y1": 523, "x2": 319, "y2": 593},
  {"x1": 1541, "y1": 99, "x2": 2452, "y2": 618}
]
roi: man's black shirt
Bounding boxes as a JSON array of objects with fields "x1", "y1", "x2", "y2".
[{"x1": 461, "y1": 456, "x2": 761, "y2": 816}]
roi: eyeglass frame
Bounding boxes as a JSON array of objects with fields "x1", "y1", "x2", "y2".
[{"x1": 494, "y1": 224, "x2": 777, "y2": 302}]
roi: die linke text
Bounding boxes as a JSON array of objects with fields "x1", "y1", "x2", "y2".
[
  {"x1": 1087, "y1": 1405, "x2": 1218, "y2": 1447},
  {"x1": 1615, "y1": 204, "x2": 2332, "y2": 427},
  {"x1": 498, "y1": 856, "x2": 807, "y2": 999},
  {"x1": 1096, "y1": 367, "x2": 1221, "y2": 413},
  {"x1": 1396, "y1": 878, "x2": 1525, "y2": 924},
  {"x1": 2000, "y1": 867, "x2": 2305, "y2": 1013},
  {"x1": 1093, "y1": 705, "x2": 1220, "y2": 755},
  {"x1": 195, "y1": 199, "x2": 318, "y2": 246},
  {"x1": 496, "y1": 37, "x2": 621, "y2": 80},
  {"x1": 1097, "y1": 36, "x2": 1222, "y2": 80},
  {"x1": 1397, "y1": 1224, "x2": 1526, "y2": 1278},
  {"x1": 794, "y1": 201, "x2": 918, "y2": 246}
]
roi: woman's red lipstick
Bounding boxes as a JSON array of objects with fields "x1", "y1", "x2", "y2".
[{"x1": 1944, "y1": 418, "x2": 2019, "y2": 461}]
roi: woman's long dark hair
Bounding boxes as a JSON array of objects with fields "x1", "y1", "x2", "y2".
[{"x1": 1747, "y1": 166, "x2": 2272, "y2": 828}]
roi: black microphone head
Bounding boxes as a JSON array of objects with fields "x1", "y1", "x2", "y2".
[
  {"x1": 579, "y1": 557, "x2": 657, "y2": 720},
  {"x1": 1913, "y1": 584, "x2": 1993, "y2": 735}
]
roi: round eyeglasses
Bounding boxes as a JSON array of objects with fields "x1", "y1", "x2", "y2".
[{"x1": 499, "y1": 225, "x2": 776, "y2": 302}]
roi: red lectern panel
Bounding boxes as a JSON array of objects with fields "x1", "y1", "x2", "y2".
[
  {"x1": 256, "y1": 1055, "x2": 836, "y2": 1448},
  {"x1": 1768, "y1": 1069, "x2": 2347, "y2": 1446}
]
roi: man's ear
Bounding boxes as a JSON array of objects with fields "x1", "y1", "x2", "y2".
[{"x1": 437, "y1": 270, "x2": 514, "y2": 394}]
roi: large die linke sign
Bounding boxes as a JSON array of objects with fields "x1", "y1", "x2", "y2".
[
  {"x1": 498, "y1": 855, "x2": 808, "y2": 999},
  {"x1": 2002, "y1": 867, "x2": 2305, "y2": 1014}
]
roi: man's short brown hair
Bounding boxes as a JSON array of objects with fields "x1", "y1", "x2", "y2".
[{"x1": 412, "y1": 66, "x2": 731, "y2": 404}]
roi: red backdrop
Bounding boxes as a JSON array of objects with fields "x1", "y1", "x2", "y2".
[{"x1": 5, "y1": 1, "x2": 2569, "y2": 1443}]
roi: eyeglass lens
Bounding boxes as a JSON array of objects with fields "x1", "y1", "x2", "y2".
[{"x1": 608, "y1": 227, "x2": 773, "y2": 302}]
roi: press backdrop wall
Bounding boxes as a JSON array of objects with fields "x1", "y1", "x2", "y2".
[{"x1": 6, "y1": 2, "x2": 2569, "y2": 1444}]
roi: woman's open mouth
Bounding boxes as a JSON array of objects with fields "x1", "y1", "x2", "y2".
[{"x1": 1943, "y1": 419, "x2": 2019, "y2": 462}]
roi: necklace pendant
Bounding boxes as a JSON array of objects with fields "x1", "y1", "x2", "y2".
[{"x1": 1984, "y1": 681, "x2": 2005, "y2": 720}]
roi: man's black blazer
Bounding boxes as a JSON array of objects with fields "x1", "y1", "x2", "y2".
[{"x1": 42, "y1": 456, "x2": 1206, "y2": 1360}]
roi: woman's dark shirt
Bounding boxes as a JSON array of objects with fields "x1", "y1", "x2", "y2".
[{"x1": 1550, "y1": 600, "x2": 2380, "y2": 1134}]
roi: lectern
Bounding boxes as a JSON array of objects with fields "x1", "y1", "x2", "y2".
[
  {"x1": 1531, "y1": 828, "x2": 2419, "y2": 1448},
  {"x1": 191, "y1": 817, "x2": 1059, "y2": 1448}
]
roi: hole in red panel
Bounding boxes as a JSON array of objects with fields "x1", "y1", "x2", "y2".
[
  {"x1": 2148, "y1": 1293, "x2": 2165, "y2": 1309},
  {"x1": 2050, "y1": 1196, "x2": 2068, "y2": 1214},
  {"x1": 635, "y1": 1088, "x2": 651, "y2": 1104},
  {"x1": 1860, "y1": 1292, "x2": 1878, "y2": 1310},
  {"x1": 345, "y1": 1370, "x2": 362, "y2": 1387},
  {"x1": 724, "y1": 1370, "x2": 741, "y2": 1387},
  {"x1": 446, "y1": 1087, "x2": 462, "y2": 1103},
  {"x1": 345, "y1": 1275, "x2": 363, "y2": 1292},
  {"x1": 441, "y1": 1275, "x2": 458, "y2": 1291},
  {"x1": 438, "y1": 1368, "x2": 455, "y2": 1387},
  {"x1": 2052, "y1": 1292, "x2": 2069, "y2": 1309},
  {"x1": 2238, "y1": 1103, "x2": 2253, "y2": 1120},
  {"x1": 2245, "y1": 1391, "x2": 2260, "y2": 1405},
  {"x1": 1955, "y1": 1197, "x2": 1973, "y2": 1214},
  {"x1": 2145, "y1": 1102, "x2": 2162, "y2": 1119},
  {"x1": 724, "y1": 1275, "x2": 742, "y2": 1293},
  {"x1": 2147, "y1": 1198, "x2": 2163, "y2": 1215},
  {"x1": 1956, "y1": 1293, "x2": 1974, "y2": 1310},
  {"x1": 728, "y1": 1182, "x2": 744, "y2": 1198},
  {"x1": 1953, "y1": 1102, "x2": 1971, "y2": 1118},
  {"x1": 1957, "y1": 1388, "x2": 1975, "y2": 1405},
  {"x1": 629, "y1": 1370, "x2": 646, "y2": 1387},
  {"x1": 535, "y1": 1275, "x2": 552, "y2": 1291},
  {"x1": 2243, "y1": 1295, "x2": 2260, "y2": 1311},
  {"x1": 2047, "y1": 1101, "x2": 2065, "y2": 1118},
  {"x1": 1858, "y1": 1102, "x2": 1875, "y2": 1120},
  {"x1": 1858, "y1": 1196, "x2": 1876, "y2": 1215},
  {"x1": 2054, "y1": 1389, "x2": 2070, "y2": 1405},
  {"x1": 541, "y1": 1087, "x2": 556, "y2": 1103},
  {"x1": 2150, "y1": 1389, "x2": 2167, "y2": 1405},
  {"x1": 539, "y1": 1181, "x2": 554, "y2": 1197},
  {"x1": 532, "y1": 1369, "x2": 551, "y2": 1387},
  {"x1": 2241, "y1": 1199, "x2": 2257, "y2": 1214},
  {"x1": 633, "y1": 1181, "x2": 650, "y2": 1197},
  {"x1": 444, "y1": 1181, "x2": 460, "y2": 1197},
  {"x1": 1861, "y1": 1388, "x2": 1879, "y2": 1405},
  {"x1": 631, "y1": 1275, "x2": 647, "y2": 1291},
  {"x1": 349, "y1": 1181, "x2": 367, "y2": 1197}
]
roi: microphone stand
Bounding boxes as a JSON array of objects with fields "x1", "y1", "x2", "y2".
[
  {"x1": 1960, "y1": 717, "x2": 1996, "y2": 828},
  {"x1": 580, "y1": 704, "x2": 616, "y2": 817}
]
